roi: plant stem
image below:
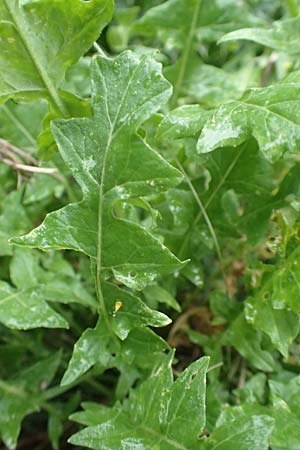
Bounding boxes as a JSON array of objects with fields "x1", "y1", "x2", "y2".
[
  {"x1": 176, "y1": 159, "x2": 224, "y2": 269},
  {"x1": 178, "y1": 145, "x2": 245, "y2": 260},
  {"x1": 287, "y1": 0, "x2": 298, "y2": 16},
  {"x1": 170, "y1": 0, "x2": 202, "y2": 108},
  {"x1": 93, "y1": 42, "x2": 109, "y2": 58}
]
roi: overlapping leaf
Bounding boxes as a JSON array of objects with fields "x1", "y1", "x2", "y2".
[
  {"x1": 0, "y1": 352, "x2": 61, "y2": 450},
  {"x1": 0, "y1": 0, "x2": 113, "y2": 108},
  {"x1": 219, "y1": 17, "x2": 300, "y2": 54},
  {"x1": 202, "y1": 414, "x2": 274, "y2": 450},
  {"x1": 0, "y1": 0, "x2": 113, "y2": 156},
  {"x1": 218, "y1": 383, "x2": 300, "y2": 450},
  {"x1": 69, "y1": 356, "x2": 209, "y2": 450},
  {"x1": 131, "y1": 0, "x2": 260, "y2": 106},
  {"x1": 197, "y1": 74, "x2": 300, "y2": 162},
  {"x1": 61, "y1": 322, "x2": 169, "y2": 388},
  {"x1": 12, "y1": 51, "x2": 183, "y2": 289},
  {"x1": 0, "y1": 247, "x2": 97, "y2": 330},
  {"x1": 245, "y1": 245, "x2": 300, "y2": 357},
  {"x1": 131, "y1": 0, "x2": 260, "y2": 45}
]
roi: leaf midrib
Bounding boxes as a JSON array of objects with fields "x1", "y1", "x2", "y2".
[
  {"x1": 2, "y1": 0, "x2": 68, "y2": 116},
  {"x1": 140, "y1": 424, "x2": 189, "y2": 450},
  {"x1": 95, "y1": 57, "x2": 142, "y2": 326}
]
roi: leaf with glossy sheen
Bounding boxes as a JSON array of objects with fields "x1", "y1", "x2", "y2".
[
  {"x1": 197, "y1": 75, "x2": 300, "y2": 161},
  {"x1": 0, "y1": 352, "x2": 61, "y2": 450},
  {"x1": 0, "y1": 280, "x2": 68, "y2": 329},
  {"x1": 12, "y1": 52, "x2": 183, "y2": 290},
  {"x1": 10, "y1": 247, "x2": 97, "y2": 309},
  {"x1": 61, "y1": 320, "x2": 169, "y2": 386},
  {"x1": 157, "y1": 105, "x2": 213, "y2": 140},
  {"x1": 217, "y1": 401, "x2": 300, "y2": 450},
  {"x1": 202, "y1": 414, "x2": 274, "y2": 450},
  {"x1": 69, "y1": 356, "x2": 209, "y2": 449},
  {"x1": 219, "y1": 17, "x2": 300, "y2": 54},
  {"x1": 0, "y1": 0, "x2": 113, "y2": 108},
  {"x1": 0, "y1": 246, "x2": 100, "y2": 330}
]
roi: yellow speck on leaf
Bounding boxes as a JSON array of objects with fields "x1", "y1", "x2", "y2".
[{"x1": 113, "y1": 301, "x2": 123, "y2": 317}]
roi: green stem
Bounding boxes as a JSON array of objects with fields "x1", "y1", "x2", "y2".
[
  {"x1": 176, "y1": 159, "x2": 228, "y2": 291},
  {"x1": 287, "y1": 0, "x2": 298, "y2": 16},
  {"x1": 178, "y1": 145, "x2": 245, "y2": 259},
  {"x1": 176, "y1": 159, "x2": 223, "y2": 267},
  {"x1": 93, "y1": 42, "x2": 109, "y2": 59},
  {"x1": 170, "y1": 0, "x2": 202, "y2": 108}
]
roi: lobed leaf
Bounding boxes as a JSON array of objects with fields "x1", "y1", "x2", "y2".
[
  {"x1": 12, "y1": 51, "x2": 184, "y2": 290},
  {"x1": 69, "y1": 356, "x2": 210, "y2": 450},
  {"x1": 197, "y1": 76, "x2": 300, "y2": 162}
]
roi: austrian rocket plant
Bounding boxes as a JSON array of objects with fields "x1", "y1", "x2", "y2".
[{"x1": 1, "y1": 0, "x2": 300, "y2": 449}]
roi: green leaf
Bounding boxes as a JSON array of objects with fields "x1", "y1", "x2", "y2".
[
  {"x1": 11, "y1": 53, "x2": 184, "y2": 343},
  {"x1": 131, "y1": 0, "x2": 260, "y2": 107},
  {"x1": 61, "y1": 319, "x2": 169, "y2": 387},
  {"x1": 69, "y1": 356, "x2": 210, "y2": 449},
  {"x1": 0, "y1": 191, "x2": 32, "y2": 256},
  {"x1": 244, "y1": 245, "x2": 300, "y2": 357},
  {"x1": 143, "y1": 283, "x2": 181, "y2": 312},
  {"x1": 48, "y1": 392, "x2": 81, "y2": 450},
  {"x1": 0, "y1": 280, "x2": 69, "y2": 329},
  {"x1": 197, "y1": 75, "x2": 300, "y2": 161},
  {"x1": 165, "y1": 59, "x2": 249, "y2": 107},
  {"x1": 253, "y1": 245, "x2": 300, "y2": 314},
  {"x1": 0, "y1": 0, "x2": 113, "y2": 156},
  {"x1": 219, "y1": 17, "x2": 300, "y2": 54},
  {"x1": 202, "y1": 414, "x2": 274, "y2": 450},
  {"x1": 228, "y1": 315, "x2": 277, "y2": 372},
  {"x1": 0, "y1": 99, "x2": 47, "y2": 149},
  {"x1": 0, "y1": 352, "x2": 61, "y2": 450},
  {"x1": 0, "y1": 0, "x2": 113, "y2": 109},
  {"x1": 192, "y1": 143, "x2": 281, "y2": 244},
  {"x1": 157, "y1": 105, "x2": 213, "y2": 140},
  {"x1": 216, "y1": 400, "x2": 300, "y2": 450},
  {"x1": 103, "y1": 281, "x2": 171, "y2": 340},
  {"x1": 268, "y1": 376, "x2": 300, "y2": 449},
  {"x1": 0, "y1": 246, "x2": 98, "y2": 330},
  {"x1": 245, "y1": 297, "x2": 300, "y2": 358},
  {"x1": 131, "y1": 0, "x2": 259, "y2": 45}
]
